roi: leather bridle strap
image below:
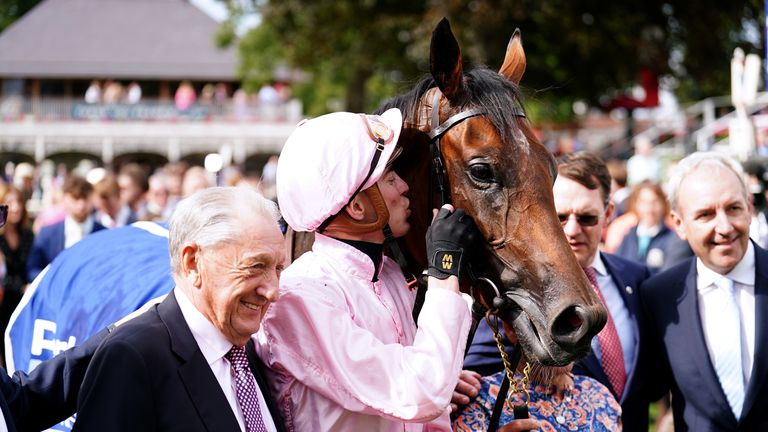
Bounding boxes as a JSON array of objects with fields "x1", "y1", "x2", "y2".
[{"x1": 427, "y1": 89, "x2": 486, "y2": 208}]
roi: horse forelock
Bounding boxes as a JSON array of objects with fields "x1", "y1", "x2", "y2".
[{"x1": 376, "y1": 67, "x2": 531, "y2": 156}]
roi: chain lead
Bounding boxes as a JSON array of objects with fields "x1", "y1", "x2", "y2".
[{"x1": 484, "y1": 311, "x2": 531, "y2": 410}]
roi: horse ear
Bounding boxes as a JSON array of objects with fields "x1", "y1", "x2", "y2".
[
  {"x1": 430, "y1": 18, "x2": 464, "y2": 101},
  {"x1": 499, "y1": 28, "x2": 526, "y2": 85}
]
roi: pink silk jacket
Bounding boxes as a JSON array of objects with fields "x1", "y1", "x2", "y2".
[{"x1": 256, "y1": 234, "x2": 471, "y2": 431}]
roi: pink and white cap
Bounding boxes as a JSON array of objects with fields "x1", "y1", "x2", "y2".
[{"x1": 276, "y1": 108, "x2": 403, "y2": 232}]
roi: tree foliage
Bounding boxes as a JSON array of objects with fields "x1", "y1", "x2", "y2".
[
  {"x1": 235, "y1": 0, "x2": 763, "y2": 120},
  {"x1": 0, "y1": 0, "x2": 42, "y2": 33}
]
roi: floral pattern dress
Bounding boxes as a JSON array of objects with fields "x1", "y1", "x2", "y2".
[{"x1": 453, "y1": 371, "x2": 622, "y2": 431}]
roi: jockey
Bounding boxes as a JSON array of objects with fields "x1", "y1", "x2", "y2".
[{"x1": 256, "y1": 108, "x2": 480, "y2": 431}]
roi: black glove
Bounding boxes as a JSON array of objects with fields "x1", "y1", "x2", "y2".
[{"x1": 426, "y1": 207, "x2": 480, "y2": 279}]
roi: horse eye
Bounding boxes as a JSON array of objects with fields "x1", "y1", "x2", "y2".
[{"x1": 469, "y1": 163, "x2": 495, "y2": 183}]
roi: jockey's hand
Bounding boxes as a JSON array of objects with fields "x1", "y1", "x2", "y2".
[
  {"x1": 451, "y1": 369, "x2": 482, "y2": 412},
  {"x1": 498, "y1": 419, "x2": 541, "y2": 432},
  {"x1": 426, "y1": 205, "x2": 480, "y2": 280}
]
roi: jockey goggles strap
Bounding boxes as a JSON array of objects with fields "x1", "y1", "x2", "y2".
[{"x1": 317, "y1": 136, "x2": 385, "y2": 233}]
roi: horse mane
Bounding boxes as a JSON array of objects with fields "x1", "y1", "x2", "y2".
[{"x1": 375, "y1": 67, "x2": 526, "y2": 144}]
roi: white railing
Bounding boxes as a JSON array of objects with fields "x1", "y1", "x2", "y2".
[{"x1": 0, "y1": 97, "x2": 303, "y2": 123}]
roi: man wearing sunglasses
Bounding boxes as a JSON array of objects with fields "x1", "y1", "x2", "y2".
[{"x1": 553, "y1": 151, "x2": 654, "y2": 432}]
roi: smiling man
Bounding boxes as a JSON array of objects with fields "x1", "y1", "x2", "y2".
[
  {"x1": 73, "y1": 187, "x2": 287, "y2": 432},
  {"x1": 640, "y1": 152, "x2": 768, "y2": 430}
]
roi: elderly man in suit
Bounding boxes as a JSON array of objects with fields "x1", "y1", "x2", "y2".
[
  {"x1": 73, "y1": 187, "x2": 286, "y2": 431},
  {"x1": 640, "y1": 152, "x2": 768, "y2": 430}
]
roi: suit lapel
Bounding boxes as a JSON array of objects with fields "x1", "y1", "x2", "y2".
[
  {"x1": 246, "y1": 340, "x2": 286, "y2": 432},
  {"x1": 601, "y1": 254, "x2": 639, "y2": 401},
  {"x1": 741, "y1": 246, "x2": 768, "y2": 419},
  {"x1": 53, "y1": 222, "x2": 65, "y2": 258},
  {"x1": 679, "y1": 261, "x2": 738, "y2": 426},
  {"x1": 158, "y1": 292, "x2": 241, "y2": 432}
]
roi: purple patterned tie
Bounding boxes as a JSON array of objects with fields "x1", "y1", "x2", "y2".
[{"x1": 225, "y1": 345, "x2": 268, "y2": 432}]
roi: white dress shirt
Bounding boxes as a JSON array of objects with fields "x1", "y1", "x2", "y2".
[
  {"x1": 590, "y1": 252, "x2": 638, "y2": 381},
  {"x1": 0, "y1": 409, "x2": 7, "y2": 432},
  {"x1": 697, "y1": 242, "x2": 756, "y2": 386},
  {"x1": 175, "y1": 288, "x2": 277, "y2": 432},
  {"x1": 64, "y1": 215, "x2": 94, "y2": 249}
]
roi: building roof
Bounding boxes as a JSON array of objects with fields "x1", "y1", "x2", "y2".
[{"x1": 0, "y1": 0, "x2": 238, "y2": 81}]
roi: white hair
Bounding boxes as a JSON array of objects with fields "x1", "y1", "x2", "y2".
[
  {"x1": 168, "y1": 186, "x2": 281, "y2": 275},
  {"x1": 666, "y1": 151, "x2": 748, "y2": 211}
]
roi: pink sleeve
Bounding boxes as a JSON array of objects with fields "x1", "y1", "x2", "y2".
[{"x1": 259, "y1": 282, "x2": 471, "y2": 423}]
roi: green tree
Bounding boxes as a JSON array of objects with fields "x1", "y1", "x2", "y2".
[
  {"x1": 0, "y1": 0, "x2": 42, "y2": 33},
  {"x1": 235, "y1": 0, "x2": 762, "y2": 120}
]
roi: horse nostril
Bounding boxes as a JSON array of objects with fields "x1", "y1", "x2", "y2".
[{"x1": 550, "y1": 305, "x2": 591, "y2": 348}]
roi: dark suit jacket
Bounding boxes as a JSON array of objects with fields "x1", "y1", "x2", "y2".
[
  {"x1": 0, "y1": 328, "x2": 109, "y2": 432},
  {"x1": 571, "y1": 253, "x2": 652, "y2": 432},
  {"x1": 639, "y1": 243, "x2": 768, "y2": 431},
  {"x1": 27, "y1": 219, "x2": 106, "y2": 281},
  {"x1": 73, "y1": 291, "x2": 285, "y2": 432}
]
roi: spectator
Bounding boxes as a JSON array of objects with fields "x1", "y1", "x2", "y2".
[
  {"x1": 213, "y1": 82, "x2": 229, "y2": 104},
  {"x1": 616, "y1": 181, "x2": 676, "y2": 272},
  {"x1": 91, "y1": 173, "x2": 122, "y2": 228},
  {"x1": 125, "y1": 82, "x2": 142, "y2": 104},
  {"x1": 181, "y1": 166, "x2": 211, "y2": 198},
  {"x1": 626, "y1": 135, "x2": 661, "y2": 186},
  {"x1": 12, "y1": 163, "x2": 35, "y2": 203},
  {"x1": 102, "y1": 80, "x2": 124, "y2": 105},
  {"x1": 27, "y1": 176, "x2": 106, "y2": 281},
  {"x1": 640, "y1": 151, "x2": 768, "y2": 430},
  {"x1": 0, "y1": 184, "x2": 34, "y2": 364},
  {"x1": 606, "y1": 158, "x2": 630, "y2": 218},
  {"x1": 174, "y1": 81, "x2": 196, "y2": 112},
  {"x1": 199, "y1": 83, "x2": 215, "y2": 105},
  {"x1": 84, "y1": 80, "x2": 101, "y2": 104},
  {"x1": 143, "y1": 172, "x2": 171, "y2": 222},
  {"x1": 116, "y1": 163, "x2": 149, "y2": 226},
  {"x1": 160, "y1": 162, "x2": 186, "y2": 217}
]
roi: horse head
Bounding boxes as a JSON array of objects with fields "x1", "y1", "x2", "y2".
[{"x1": 385, "y1": 19, "x2": 607, "y2": 366}]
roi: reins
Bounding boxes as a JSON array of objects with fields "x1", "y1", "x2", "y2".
[{"x1": 385, "y1": 87, "x2": 532, "y2": 430}]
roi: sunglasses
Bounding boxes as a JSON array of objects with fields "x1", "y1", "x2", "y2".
[
  {"x1": 0, "y1": 204, "x2": 7, "y2": 229},
  {"x1": 557, "y1": 212, "x2": 599, "y2": 227}
]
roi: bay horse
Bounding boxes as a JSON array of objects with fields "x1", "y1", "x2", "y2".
[{"x1": 287, "y1": 19, "x2": 606, "y2": 367}]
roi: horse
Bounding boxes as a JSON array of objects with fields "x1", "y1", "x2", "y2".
[{"x1": 287, "y1": 19, "x2": 607, "y2": 367}]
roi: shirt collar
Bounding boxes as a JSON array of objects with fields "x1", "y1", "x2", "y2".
[
  {"x1": 590, "y1": 251, "x2": 608, "y2": 277},
  {"x1": 636, "y1": 223, "x2": 661, "y2": 238},
  {"x1": 64, "y1": 215, "x2": 94, "y2": 234},
  {"x1": 174, "y1": 287, "x2": 233, "y2": 365},
  {"x1": 697, "y1": 241, "x2": 755, "y2": 290}
]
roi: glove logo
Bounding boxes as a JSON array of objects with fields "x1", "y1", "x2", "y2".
[{"x1": 441, "y1": 253, "x2": 454, "y2": 270}]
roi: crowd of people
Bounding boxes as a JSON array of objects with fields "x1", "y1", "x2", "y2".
[
  {"x1": 0, "y1": 105, "x2": 765, "y2": 431},
  {"x1": 82, "y1": 79, "x2": 292, "y2": 112}
]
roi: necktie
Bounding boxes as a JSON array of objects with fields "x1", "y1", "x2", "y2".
[
  {"x1": 584, "y1": 266, "x2": 626, "y2": 399},
  {"x1": 710, "y1": 277, "x2": 745, "y2": 419},
  {"x1": 225, "y1": 345, "x2": 268, "y2": 432},
  {"x1": 637, "y1": 235, "x2": 651, "y2": 259}
]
